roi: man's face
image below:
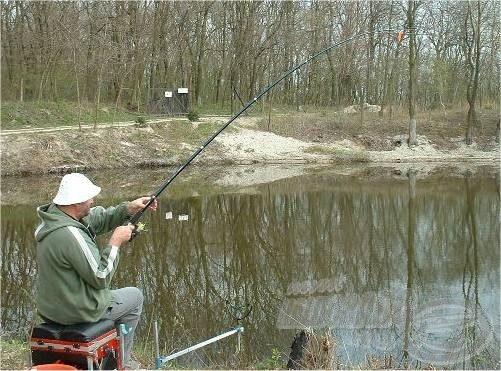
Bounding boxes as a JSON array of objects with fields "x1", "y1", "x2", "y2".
[{"x1": 75, "y1": 198, "x2": 94, "y2": 219}]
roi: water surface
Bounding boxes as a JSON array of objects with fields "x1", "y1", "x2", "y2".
[{"x1": 1, "y1": 165, "x2": 499, "y2": 369}]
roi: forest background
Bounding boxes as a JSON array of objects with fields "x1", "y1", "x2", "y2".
[{"x1": 2, "y1": 1, "x2": 499, "y2": 121}]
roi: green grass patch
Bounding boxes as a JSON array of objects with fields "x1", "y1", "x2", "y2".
[
  {"x1": 255, "y1": 348, "x2": 285, "y2": 369},
  {"x1": 0, "y1": 338, "x2": 30, "y2": 370},
  {"x1": 192, "y1": 102, "x2": 232, "y2": 116},
  {"x1": 305, "y1": 144, "x2": 369, "y2": 162},
  {"x1": 304, "y1": 145, "x2": 337, "y2": 154},
  {"x1": 161, "y1": 120, "x2": 223, "y2": 147},
  {"x1": 1, "y1": 101, "x2": 144, "y2": 130}
]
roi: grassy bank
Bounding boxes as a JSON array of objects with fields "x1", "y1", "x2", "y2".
[
  {"x1": 0, "y1": 101, "x2": 146, "y2": 130},
  {"x1": 0, "y1": 337, "x2": 285, "y2": 370},
  {"x1": 258, "y1": 107, "x2": 500, "y2": 151},
  {"x1": 0, "y1": 336, "x2": 452, "y2": 370},
  {"x1": 0, "y1": 118, "x2": 232, "y2": 176},
  {"x1": 0, "y1": 338, "x2": 418, "y2": 370}
]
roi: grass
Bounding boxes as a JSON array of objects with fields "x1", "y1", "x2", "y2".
[
  {"x1": 257, "y1": 106, "x2": 499, "y2": 151},
  {"x1": 159, "y1": 120, "x2": 225, "y2": 147},
  {"x1": 255, "y1": 348, "x2": 285, "y2": 369},
  {"x1": 0, "y1": 100, "x2": 343, "y2": 131},
  {"x1": 0, "y1": 338, "x2": 30, "y2": 370},
  {"x1": 0, "y1": 100, "x2": 252, "y2": 130},
  {"x1": 305, "y1": 145, "x2": 370, "y2": 162},
  {"x1": 6, "y1": 334, "x2": 496, "y2": 370},
  {"x1": 1, "y1": 101, "x2": 146, "y2": 130},
  {"x1": 3, "y1": 100, "x2": 498, "y2": 149},
  {"x1": 193, "y1": 102, "x2": 261, "y2": 116}
]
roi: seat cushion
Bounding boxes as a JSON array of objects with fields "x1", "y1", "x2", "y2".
[
  {"x1": 32, "y1": 319, "x2": 116, "y2": 342},
  {"x1": 31, "y1": 322, "x2": 67, "y2": 340},
  {"x1": 60, "y1": 319, "x2": 116, "y2": 342}
]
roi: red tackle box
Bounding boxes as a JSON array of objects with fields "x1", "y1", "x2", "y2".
[{"x1": 30, "y1": 319, "x2": 122, "y2": 370}]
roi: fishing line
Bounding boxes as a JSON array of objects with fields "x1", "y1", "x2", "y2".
[{"x1": 129, "y1": 28, "x2": 405, "y2": 236}]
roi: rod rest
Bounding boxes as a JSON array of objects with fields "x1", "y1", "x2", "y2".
[{"x1": 32, "y1": 319, "x2": 116, "y2": 342}]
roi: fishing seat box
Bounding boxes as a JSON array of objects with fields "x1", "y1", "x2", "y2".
[{"x1": 30, "y1": 319, "x2": 121, "y2": 370}]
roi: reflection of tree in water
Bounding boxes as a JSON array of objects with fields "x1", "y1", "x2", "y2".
[
  {"x1": 463, "y1": 172, "x2": 480, "y2": 367},
  {"x1": 402, "y1": 172, "x2": 500, "y2": 369},
  {"x1": 403, "y1": 170, "x2": 416, "y2": 366},
  {"x1": 1, "y1": 206, "x2": 38, "y2": 337},
  {"x1": 460, "y1": 172, "x2": 500, "y2": 368},
  {"x1": 2, "y1": 173, "x2": 500, "y2": 367}
]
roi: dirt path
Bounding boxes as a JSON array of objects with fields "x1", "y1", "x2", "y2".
[{"x1": 0, "y1": 115, "x2": 232, "y2": 136}]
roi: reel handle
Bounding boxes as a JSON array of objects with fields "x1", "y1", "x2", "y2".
[{"x1": 129, "y1": 222, "x2": 145, "y2": 241}]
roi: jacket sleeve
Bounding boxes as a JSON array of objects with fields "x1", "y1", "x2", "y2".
[
  {"x1": 61, "y1": 226, "x2": 120, "y2": 289},
  {"x1": 86, "y1": 202, "x2": 131, "y2": 235}
]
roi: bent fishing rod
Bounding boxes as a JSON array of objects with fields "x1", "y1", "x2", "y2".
[{"x1": 129, "y1": 29, "x2": 404, "y2": 237}]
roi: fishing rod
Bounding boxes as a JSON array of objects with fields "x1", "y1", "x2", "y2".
[{"x1": 129, "y1": 29, "x2": 404, "y2": 238}]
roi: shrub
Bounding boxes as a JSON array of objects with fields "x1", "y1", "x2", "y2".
[
  {"x1": 187, "y1": 110, "x2": 199, "y2": 122},
  {"x1": 135, "y1": 116, "x2": 147, "y2": 127},
  {"x1": 256, "y1": 348, "x2": 284, "y2": 370}
]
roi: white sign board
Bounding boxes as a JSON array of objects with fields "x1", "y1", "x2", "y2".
[
  {"x1": 164, "y1": 91, "x2": 172, "y2": 98},
  {"x1": 178, "y1": 88, "x2": 188, "y2": 94}
]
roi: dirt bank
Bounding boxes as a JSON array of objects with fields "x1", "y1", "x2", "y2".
[{"x1": 1, "y1": 113, "x2": 499, "y2": 177}]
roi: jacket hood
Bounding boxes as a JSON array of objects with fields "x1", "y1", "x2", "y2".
[{"x1": 35, "y1": 203, "x2": 83, "y2": 241}]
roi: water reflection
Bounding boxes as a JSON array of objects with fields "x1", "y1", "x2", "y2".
[{"x1": 1, "y1": 166, "x2": 499, "y2": 369}]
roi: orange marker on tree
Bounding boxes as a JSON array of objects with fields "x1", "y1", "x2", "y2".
[{"x1": 396, "y1": 31, "x2": 405, "y2": 43}]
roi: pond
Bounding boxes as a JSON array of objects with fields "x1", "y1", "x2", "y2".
[{"x1": 1, "y1": 164, "x2": 499, "y2": 369}]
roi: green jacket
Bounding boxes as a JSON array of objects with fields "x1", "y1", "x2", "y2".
[{"x1": 35, "y1": 202, "x2": 131, "y2": 324}]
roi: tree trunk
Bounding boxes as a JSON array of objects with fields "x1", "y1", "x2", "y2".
[
  {"x1": 407, "y1": 1, "x2": 418, "y2": 147},
  {"x1": 73, "y1": 48, "x2": 82, "y2": 131},
  {"x1": 496, "y1": 118, "x2": 500, "y2": 144},
  {"x1": 94, "y1": 66, "x2": 103, "y2": 131},
  {"x1": 150, "y1": 2, "x2": 161, "y2": 96},
  {"x1": 380, "y1": 2, "x2": 395, "y2": 118},
  {"x1": 193, "y1": 3, "x2": 211, "y2": 106},
  {"x1": 464, "y1": 1, "x2": 482, "y2": 145},
  {"x1": 20, "y1": 77, "x2": 24, "y2": 102}
]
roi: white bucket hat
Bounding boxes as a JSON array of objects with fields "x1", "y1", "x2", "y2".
[{"x1": 53, "y1": 173, "x2": 101, "y2": 205}]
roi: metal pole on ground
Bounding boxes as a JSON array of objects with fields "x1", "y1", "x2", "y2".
[{"x1": 154, "y1": 326, "x2": 244, "y2": 369}]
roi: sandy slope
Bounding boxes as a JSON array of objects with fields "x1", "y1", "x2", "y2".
[
  {"x1": 210, "y1": 125, "x2": 499, "y2": 186},
  {"x1": 215, "y1": 126, "x2": 499, "y2": 163}
]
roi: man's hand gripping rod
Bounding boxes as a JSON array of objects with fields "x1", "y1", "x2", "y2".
[{"x1": 129, "y1": 195, "x2": 156, "y2": 240}]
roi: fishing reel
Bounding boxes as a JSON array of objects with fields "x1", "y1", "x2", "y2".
[{"x1": 130, "y1": 222, "x2": 146, "y2": 241}]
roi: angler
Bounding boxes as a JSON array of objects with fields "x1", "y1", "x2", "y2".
[{"x1": 33, "y1": 173, "x2": 158, "y2": 370}]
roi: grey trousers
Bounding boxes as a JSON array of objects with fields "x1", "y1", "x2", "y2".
[{"x1": 101, "y1": 287, "x2": 143, "y2": 367}]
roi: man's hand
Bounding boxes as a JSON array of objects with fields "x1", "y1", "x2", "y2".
[
  {"x1": 110, "y1": 225, "x2": 134, "y2": 247},
  {"x1": 127, "y1": 196, "x2": 158, "y2": 215}
]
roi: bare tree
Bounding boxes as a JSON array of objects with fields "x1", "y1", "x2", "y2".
[
  {"x1": 379, "y1": 2, "x2": 403, "y2": 119},
  {"x1": 461, "y1": 1, "x2": 485, "y2": 145},
  {"x1": 0, "y1": 0, "x2": 498, "y2": 122},
  {"x1": 406, "y1": 0, "x2": 420, "y2": 147}
]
